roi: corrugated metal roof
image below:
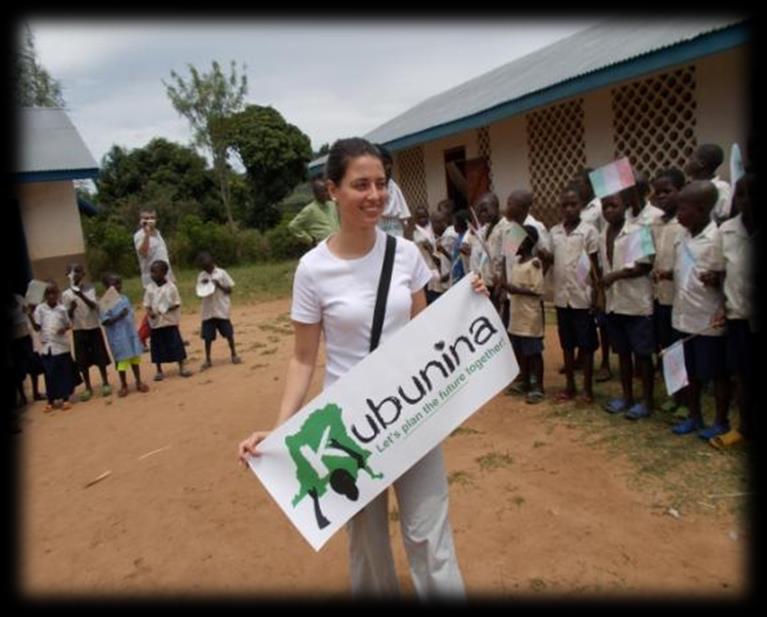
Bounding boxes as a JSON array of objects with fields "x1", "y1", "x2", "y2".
[
  {"x1": 309, "y1": 16, "x2": 747, "y2": 170},
  {"x1": 16, "y1": 107, "x2": 99, "y2": 175}
]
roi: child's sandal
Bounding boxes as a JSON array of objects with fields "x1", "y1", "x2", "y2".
[{"x1": 137, "y1": 383, "x2": 150, "y2": 393}]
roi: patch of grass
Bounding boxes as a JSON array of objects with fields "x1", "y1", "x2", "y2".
[
  {"x1": 117, "y1": 260, "x2": 298, "y2": 314},
  {"x1": 450, "y1": 426, "x2": 482, "y2": 437},
  {"x1": 540, "y1": 379, "x2": 751, "y2": 517},
  {"x1": 448, "y1": 471, "x2": 475, "y2": 487},
  {"x1": 476, "y1": 451, "x2": 514, "y2": 472},
  {"x1": 511, "y1": 496, "x2": 526, "y2": 507}
]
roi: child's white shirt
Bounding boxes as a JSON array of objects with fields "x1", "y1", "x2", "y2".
[
  {"x1": 719, "y1": 214, "x2": 754, "y2": 323},
  {"x1": 599, "y1": 220, "x2": 654, "y2": 316},
  {"x1": 652, "y1": 216, "x2": 685, "y2": 305},
  {"x1": 33, "y1": 302, "x2": 71, "y2": 354},
  {"x1": 199, "y1": 267, "x2": 235, "y2": 321},
  {"x1": 143, "y1": 281, "x2": 182, "y2": 328},
  {"x1": 550, "y1": 220, "x2": 599, "y2": 310},
  {"x1": 672, "y1": 221, "x2": 725, "y2": 335},
  {"x1": 61, "y1": 284, "x2": 101, "y2": 330}
]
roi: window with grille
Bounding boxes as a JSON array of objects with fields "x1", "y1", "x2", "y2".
[
  {"x1": 612, "y1": 66, "x2": 697, "y2": 180},
  {"x1": 395, "y1": 145, "x2": 428, "y2": 213},
  {"x1": 477, "y1": 126, "x2": 494, "y2": 192},
  {"x1": 526, "y1": 98, "x2": 587, "y2": 227}
]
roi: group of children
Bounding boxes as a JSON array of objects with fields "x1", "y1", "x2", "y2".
[
  {"x1": 411, "y1": 142, "x2": 756, "y2": 448},
  {"x1": 11, "y1": 252, "x2": 241, "y2": 418}
]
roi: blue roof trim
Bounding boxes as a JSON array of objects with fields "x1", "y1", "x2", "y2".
[
  {"x1": 364, "y1": 21, "x2": 750, "y2": 155},
  {"x1": 15, "y1": 168, "x2": 100, "y2": 183}
]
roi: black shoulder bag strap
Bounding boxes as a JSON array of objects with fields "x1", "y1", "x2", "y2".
[{"x1": 370, "y1": 234, "x2": 397, "y2": 352}]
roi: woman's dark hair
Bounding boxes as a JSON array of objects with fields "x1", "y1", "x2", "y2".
[{"x1": 324, "y1": 138, "x2": 384, "y2": 185}]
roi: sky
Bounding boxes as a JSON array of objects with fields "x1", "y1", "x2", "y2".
[{"x1": 26, "y1": 18, "x2": 601, "y2": 168}]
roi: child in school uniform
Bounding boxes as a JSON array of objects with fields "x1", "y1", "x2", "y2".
[
  {"x1": 599, "y1": 187, "x2": 656, "y2": 420},
  {"x1": 197, "y1": 252, "x2": 241, "y2": 370},
  {"x1": 62, "y1": 263, "x2": 112, "y2": 401},
  {"x1": 29, "y1": 281, "x2": 80, "y2": 411},
  {"x1": 708, "y1": 173, "x2": 756, "y2": 447},
  {"x1": 100, "y1": 273, "x2": 150, "y2": 397},
  {"x1": 551, "y1": 185, "x2": 601, "y2": 404},
  {"x1": 144, "y1": 259, "x2": 192, "y2": 381},
  {"x1": 504, "y1": 225, "x2": 546, "y2": 404},
  {"x1": 649, "y1": 169, "x2": 688, "y2": 414},
  {"x1": 10, "y1": 293, "x2": 44, "y2": 406},
  {"x1": 684, "y1": 143, "x2": 732, "y2": 225},
  {"x1": 429, "y1": 210, "x2": 452, "y2": 303},
  {"x1": 669, "y1": 181, "x2": 730, "y2": 437},
  {"x1": 449, "y1": 210, "x2": 472, "y2": 286},
  {"x1": 626, "y1": 171, "x2": 665, "y2": 227}
]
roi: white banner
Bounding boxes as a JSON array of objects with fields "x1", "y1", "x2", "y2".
[{"x1": 246, "y1": 276, "x2": 518, "y2": 551}]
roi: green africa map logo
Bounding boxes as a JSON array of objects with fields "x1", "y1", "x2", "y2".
[{"x1": 285, "y1": 403, "x2": 384, "y2": 530}]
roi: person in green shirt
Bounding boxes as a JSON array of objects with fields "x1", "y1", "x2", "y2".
[{"x1": 288, "y1": 178, "x2": 340, "y2": 245}]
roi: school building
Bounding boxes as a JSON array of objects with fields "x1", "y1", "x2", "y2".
[
  {"x1": 308, "y1": 17, "x2": 751, "y2": 227},
  {"x1": 13, "y1": 107, "x2": 100, "y2": 293}
]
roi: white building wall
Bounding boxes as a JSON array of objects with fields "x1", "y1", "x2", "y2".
[
  {"x1": 695, "y1": 45, "x2": 751, "y2": 181},
  {"x1": 17, "y1": 181, "x2": 85, "y2": 261},
  {"x1": 487, "y1": 115, "x2": 529, "y2": 205}
]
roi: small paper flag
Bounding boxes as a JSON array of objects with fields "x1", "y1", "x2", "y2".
[
  {"x1": 662, "y1": 340, "x2": 689, "y2": 395},
  {"x1": 588, "y1": 157, "x2": 636, "y2": 199},
  {"x1": 502, "y1": 222, "x2": 528, "y2": 258},
  {"x1": 25, "y1": 279, "x2": 48, "y2": 306},
  {"x1": 677, "y1": 241, "x2": 696, "y2": 290},
  {"x1": 575, "y1": 251, "x2": 592, "y2": 284},
  {"x1": 730, "y1": 143, "x2": 745, "y2": 186},
  {"x1": 98, "y1": 286, "x2": 121, "y2": 313},
  {"x1": 622, "y1": 225, "x2": 656, "y2": 267}
]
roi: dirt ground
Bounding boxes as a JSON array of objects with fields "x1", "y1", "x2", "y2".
[{"x1": 16, "y1": 298, "x2": 750, "y2": 600}]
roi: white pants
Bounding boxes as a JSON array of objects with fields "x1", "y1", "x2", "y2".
[{"x1": 345, "y1": 445, "x2": 465, "y2": 599}]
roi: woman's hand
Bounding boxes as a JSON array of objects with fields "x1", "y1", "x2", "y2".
[
  {"x1": 471, "y1": 273, "x2": 489, "y2": 297},
  {"x1": 238, "y1": 431, "x2": 270, "y2": 467}
]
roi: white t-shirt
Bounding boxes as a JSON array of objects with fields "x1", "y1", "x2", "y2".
[
  {"x1": 378, "y1": 179, "x2": 411, "y2": 237},
  {"x1": 133, "y1": 228, "x2": 175, "y2": 288},
  {"x1": 291, "y1": 228, "x2": 433, "y2": 388},
  {"x1": 143, "y1": 281, "x2": 182, "y2": 329},
  {"x1": 198, "y1": 267, "x2": 235, "y2": 321},
  {"x1": 61, "y1": 285, "x2": 101, "y2": 330}
]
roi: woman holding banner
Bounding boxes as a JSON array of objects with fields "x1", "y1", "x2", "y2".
[{"x1": 239, "y1": 138, "x2": 487, "y2": 599}]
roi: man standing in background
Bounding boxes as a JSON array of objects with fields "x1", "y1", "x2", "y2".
[{"x1": 288, "y1": 178, "x2": 340, "y2": 246}]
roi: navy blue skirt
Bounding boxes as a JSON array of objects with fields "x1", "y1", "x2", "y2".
[
  {"x1": 150, "y1": 326, "x2": 187, "y2": 364},
  {"x1": 40, "y1": 351, "x2": 80, "y2": 402}
]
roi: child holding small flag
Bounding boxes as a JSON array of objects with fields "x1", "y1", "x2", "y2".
[
  {"x1": 550, "y1": 184, "x2": 600, "y2": 403},
  {"x1": 684, "y1": 143, "x2": 732, "y2": 225},
  {"x1": 670, "y1": 181, "x2": 730, "y2": 437},
  {"x1": 598, "y1": 186, "x2": 656, "y2": 419},
  {"x1": 504, "y1": 225, "x2": 545, "y2": 404},
  {"x1": 650, "y1": 168, "x2": 688, "y2": 415},
  {"x1": 708, "y1": 173, "x2": 756, "y2": 447}
]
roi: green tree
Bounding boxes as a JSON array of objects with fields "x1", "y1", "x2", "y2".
[
  {"x1": 163, "y1": 60, "x2": 247, "y2": 231},
  {"x1": 225, "y1": 105, "x2": 313, "y2": 230},
  {"x1": 14, "y1": 23, "x2": 65, "y2": 107},
  {"x1": 95, "y1": 138, "x2": 221, "y2": 233}
]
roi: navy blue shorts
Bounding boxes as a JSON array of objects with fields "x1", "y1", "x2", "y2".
[
  {"x1": 510, "y1": 335, "x2": 544, "y2": 357},
  {"x1": 593, "y1": 308, "x2": 609, "y2": 328},
  {"x1": 653, "y1": 302, "x2": 678, "y2": 351},
  {"x1": 201, "y1": 318, "x2": 234, "y2": 342},
  {"x1": 674, "y1": 329, "x2": 727, "y2": 383},
  {"x1": 556, "y1": 307, "x2": 598, "y2": 352},
  {"x1": 725, "y1": 319, "x2": 755, "y2": 380},
  {"x1": 607, "y1": 313, "x2": 655, "y2": 356}
]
